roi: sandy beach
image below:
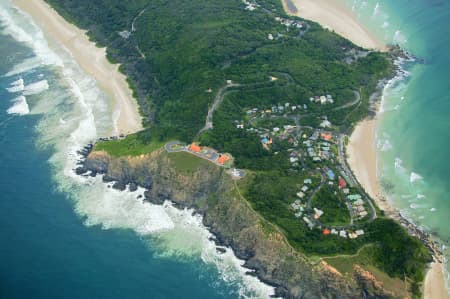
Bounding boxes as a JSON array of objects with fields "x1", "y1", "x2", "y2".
[
  {"x1": 282, "y1": 0, "x2": 387, "y2": 51},
  {"x1": 346, "y1": 117, "x2": 392, "y2": 212},
  {"x1": 347, "y1": 117, "x2": 448, "y2": 298},
  {"x1": 12, "y1": 0, "x2": 143, "y2": 135},
  {"x1": 347, "y1": 118, "x2": 449, "y2": 298},
  {"x1": 424, "y1": 262, "x2": 449, "y2": 299},
  {"x1": 285, "y1": 1, "x2": 449, "y2": 296}
]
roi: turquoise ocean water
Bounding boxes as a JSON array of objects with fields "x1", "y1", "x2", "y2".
[
  {"x1": 1, "y1": 0, "x2": 449, "y2": 297},
  {"x1": 0, "y1": 1, "x2": 277, "y2": 298},
  {"x1": 341, "y1": 0, "x2": 450, "y2": 291}
]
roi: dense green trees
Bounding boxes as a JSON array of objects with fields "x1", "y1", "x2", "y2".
[
  {"x1": 46, "y1": 0, "x2": 428, "y2": 293},
  {"x1": 46, "y1": 0, "x2": 392, "y2": 141}
]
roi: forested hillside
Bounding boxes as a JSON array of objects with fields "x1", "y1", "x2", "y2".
[
  {"x1": 46, "y1": 1, "x2": 432, "y2": 296},
  {"x1": 46, "y1": 0, "x2": 390, "y2": 141}
]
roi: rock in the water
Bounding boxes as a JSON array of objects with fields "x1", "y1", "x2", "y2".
[
  {"x1": 216, "y1": 247, "x2": 226, "y2": 254},
  {"x1": 75, "y1": 166, "x2": 87, "y2": 175},
  {"x1": 102, "y1": 175, "x2": 115, "y2": 183},
  {"x1": 112, "y1": 181, "x2": 126, "y2": 191},
  {"x1": 129, "y1": 182, "x2": 138, "y2": 192}
]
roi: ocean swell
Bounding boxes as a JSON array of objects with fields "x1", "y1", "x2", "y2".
[{"x1": 1, "y1": 2, "x2": 278, "y2": 298}]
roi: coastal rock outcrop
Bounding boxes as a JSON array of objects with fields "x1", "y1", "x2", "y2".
[{"x1": 78, "y1": 148, "x2": 396, "y2": 298}]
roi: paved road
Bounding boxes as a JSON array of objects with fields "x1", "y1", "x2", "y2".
[
  {"x1": 331, "y1": 90, "x2": 361, "y2": 111},
  {"x1": 165, "y1": 141, "x2": 186, "y2": 152},
  {"x1": 305, "y1": 172, "x2": 326, "y2": 211},
  {"x1": 198, "y1": 83, "x2": 240, "y2": 136},
  {"x1": 337, "y1": 134, "x2": 377, "y2": 222}
]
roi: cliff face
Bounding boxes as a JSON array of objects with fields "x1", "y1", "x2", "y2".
[{"x1": 78, "y1": 148, "x2": 393, "y2": 299}]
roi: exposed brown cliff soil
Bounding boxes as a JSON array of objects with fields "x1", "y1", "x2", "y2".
[{"x1": 77, "y1": 147, "x2": 398, "y2": 298}]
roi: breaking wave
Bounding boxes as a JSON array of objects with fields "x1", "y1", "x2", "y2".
[
  {"x1": 23, "y1": 79, "x2": 49, "y2": 95},
  {"x1": 7, "y1": 95, "x2": 29, "y2": 115},
  {"x1": 394, "y1": 157, "x2": 404, "y2": 172},
  {"x1": 0, "y1": 0, "x2": 63, "y2": 77},
  {"x1": 393, "y1": 30, "x2": 407, "y2": 44},
  {"x1": 6, "y1": 77, "x2": 24, "y2": 92},
  {"x1": 410, "y1": 172, "x2": 423, "y2": 183},
  {"x1": 410, "y1": 203, "x2": 426, "y2": 209},
  {"x1": 1, "y1": 1, "x2": 278, "y2": 297},
  {"x1": 379, "y1": 138, "x2": 392, "y2": 151}
]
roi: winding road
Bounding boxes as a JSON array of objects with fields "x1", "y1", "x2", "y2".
[{"x1": 197, "y1": 83, "x2": 240, "y2": 137}]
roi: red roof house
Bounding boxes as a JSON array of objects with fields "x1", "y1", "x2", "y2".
[
  {"x1": 338, "y1": 177, "x2": 347, "y2": 189},
  {"x1": 321, "y1": 133, "x2": 332, "y2": 141}
]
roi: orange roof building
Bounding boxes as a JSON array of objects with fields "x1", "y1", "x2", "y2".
[
  {"x1": 321, "y1": 133, "x2": 332, "y2": 141},
  {"x1": 189, "y1": 143, "x2": 201, "y2": 153},
  {"x1": 217, "y1": 154, "x2": 230, "y2": 165},
  {"x1": 323, "y1": 229, "x2": 331, "y2": 235}
]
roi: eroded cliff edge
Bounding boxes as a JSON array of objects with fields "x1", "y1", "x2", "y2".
[{"x1": 77, "y1": 148, "x2": 395, "y2": 299}]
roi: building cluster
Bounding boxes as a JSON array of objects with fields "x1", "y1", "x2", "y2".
[
  {"x1": 309, "y1": 95, "x2": 334, "y2": 105},
  {"x1": 303, "y1": 131, "x2": 335, "y2": 162},
  {"x1": 324, "y1": 228, "x2": 365, "y2": 239},
  {"x1": 290, "y1": 178, "x2": 313, "y2": 220},
  {"x1": 242, "y1": 0, "x2": 259, "y2": 11},
  {"x1": 188, "y1": 143, "x2": 232, "y2": 167},
  {"x1": 245, "y1": 103, "x2": 308, "y2": 118},
  {"x1": 274, "y1": 16, "x2": 303, "y2": 29},
  {"x1": 347, "y1": 194, "x2": 368, "y2": 219}
]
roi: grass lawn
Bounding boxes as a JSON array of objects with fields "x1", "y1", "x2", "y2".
[
  {"x1": 168, "y1": 152, "x2": 213, "y2": 173},
  {"x1": 94, "y1": 133, "x2": 164, "y2": 157}
]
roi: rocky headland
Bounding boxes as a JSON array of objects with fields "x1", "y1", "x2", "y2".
[{"x1": 76, "y1": 146, "x2": 397, "y2": 299}]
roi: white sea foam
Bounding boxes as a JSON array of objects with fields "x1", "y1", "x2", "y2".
[
  {"x1": 0, "y1": 1, "x2": 63, "y2": 77},
  {"x1": 394, "y1": 157, "x2": 404, "y2": 172},
  {"x1": 40, "y1": 68, "x2": 277, "y2": 298},
  {"x1": 6, "y1": 78, "x2": 24, "y2": 92},
  {"x1": 393, "y1": 30, "x2": 407, "y2": 44},
  {"x1": 372, "y1": 2, "x2": 380, "y2": 17},
  {"x1": 380, "y1": 139, "x2": 392, "y2": 151},
  {"x1": 410, "y1": 172, "x2": 423, "y2": 183},
  {"x1": 6, "y1": 95, "x2": 29, "y2": 115},
  {"x1": 1, "y1": 0, "x2": 306, "y2": 296},
  {"x1": 409, "y1": 203, "x2": 427, "y2": 209},
  {"x1": 23, "y1": 79, "x2": 49, "y2": 95}
]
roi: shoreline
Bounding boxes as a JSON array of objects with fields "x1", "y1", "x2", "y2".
[
  {"x1": 346, "y1": 85, "x2": 448, "y2": 297},
  {"x1": 282, "y1": 0, "x2": 387, "y2": 51},
  {"x1": 12, "y1": 0, "x2": 447, "y2": 297},
  {"x1": 12, "y1": 0, "x2": 143, "y2": 136},
  {"x1": 287, "y1": 0, "x2": 450, "y2": 296}
]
